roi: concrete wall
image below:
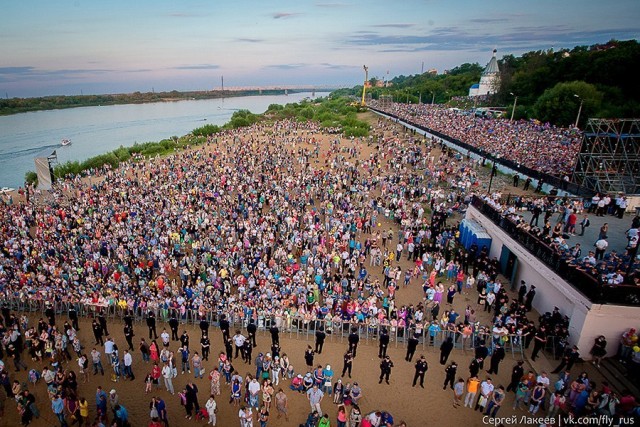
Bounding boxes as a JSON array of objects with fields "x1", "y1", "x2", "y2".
[
  {"x1": 465, "y1": 205, "x2": 640, "y2": 359},
  {"x1": 578, "y1": 304, "x2": 640, "y2": 359}
]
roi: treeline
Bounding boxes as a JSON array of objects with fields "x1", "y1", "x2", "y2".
[
  {"x1": 25, "y1": 96, "x2": 369, "y2": 185},
  {"x1": 337, "y1": 39, "x2": 640, "y2": 127},
  {"x1": 0, "y1": 89, "x2": 293, "y2": 116},
  {"x1": 332, "y1": 62, "x2": 483, "y2": 105}
]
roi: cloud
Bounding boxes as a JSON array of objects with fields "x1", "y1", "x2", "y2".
[
  {"x1": 342, "y1": 26, "x2": 640, "y2": 52},
  {"x1": 172, "y1": 64, "x2": 220, "y2": 70},
  {"x1": 0, "y1": 66, "x2": 117, "y2": 84},
  {"x1": 272, "y1": 12, "x2": 301, "y2": 19},
  {"x1": 264, "y1": 63, "x2": 308, "y2": 70},
  {"x1": 235, "y1": 38, "x2": 265, "y2": 43},
  {"x1": 315, "y1": 2, "x2": 348, "y2": 7},
  {"x1": 345, "y1": 33, "x2": 433, "y2": 46},
  {"x1": 0, "y1": 66, "x2": 36, "y2": 75},
  {"x1": 0, "y1": 67, "x2": 113, "y2": 77},
  {"x1": 371, "y1": 23, "x2": 416, "y2": 29},
  {"x1": 320, "y1": 63, "x2": 359, "y2": 70},
  {"x1": 168, "y1": 13, "x2": 198, "y2": 18},
  {"x1": 468, "y1": 18, "x2": 509, "y2": 24}
]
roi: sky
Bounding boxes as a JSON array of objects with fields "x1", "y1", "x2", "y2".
[{"x1": 1, "y1": 0, "x2": 639, "y2": 98}]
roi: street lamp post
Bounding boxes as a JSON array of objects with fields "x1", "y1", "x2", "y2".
[
  {"x1": 574, "y1": 94, "x2": 584, "y2": 128},
  {"x1": 430, "y1": 92, "x2": 435, "y2": 105},
  {"x1": 510, "y1": 92, "x2": 518, "y2": 121},
  {"x1": 419, "y1": 92, "x2": 422, "y2": 104}
]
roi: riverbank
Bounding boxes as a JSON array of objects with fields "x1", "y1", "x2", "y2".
[{"x1": 0, "y1": 88, "x2": 325, "y2": 116}]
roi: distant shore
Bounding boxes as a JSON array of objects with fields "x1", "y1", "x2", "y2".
[{"x1": 0, "y1": 88, "x2": 330, "y2": 116}]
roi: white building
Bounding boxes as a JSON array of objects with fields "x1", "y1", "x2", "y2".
[{"x1": 469, "y1": 49, "x2": 500, "y2": 97}]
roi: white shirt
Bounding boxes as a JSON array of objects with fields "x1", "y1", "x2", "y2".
[
  {"x1": 480, "y1": 381, "x2": 494, "y2": 396},
  {"x1": 206, "y1": 398, "x2": 217, "y2": 415},
  {"x1": 104, "y1": 340, "x2": 114, "y2": 355},
  {"x1": 124, "y1": 352, "x2": 132, "y2": 367},
  {"x1": 233, "y1": 334, "x2": 246, "y2": 347},
  {"x1": 248, "y1": 380, "x2": 260, "y2": 395},
  {"x1": 162, "y1": 365, "x2": 173, "y2": 379},
  {"x1": 161, "y1": 331, "x2": 170, "y2": 344},
  {"x1": 595, "y1": 239, "x2": 608, "y2": 250},
  {"x1": 536, "y1": 375, "x2": 550, "y2": 388}
]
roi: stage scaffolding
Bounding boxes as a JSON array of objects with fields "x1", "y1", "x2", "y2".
[
  {"x1": 571, "y1": 118, "x2": 640, "y2": 195},
  {"x1": 379, "y1": 94, "x2": 393, "y2": 111}
]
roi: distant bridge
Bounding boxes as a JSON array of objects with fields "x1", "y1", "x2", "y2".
[{"x1": 219, "y1": 84, "x2": 352, "y2": 92}]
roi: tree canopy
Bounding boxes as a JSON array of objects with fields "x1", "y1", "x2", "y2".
[{"x1": 342, "y1": 39, "x2": 640, "y2": 126}]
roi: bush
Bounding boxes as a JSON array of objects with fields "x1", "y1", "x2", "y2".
[
  {"x1": 192, "y1": 124, "x2": 221, "y2": 137},
  {"x1": 54, "y1": 161, "x2": 83, "y2": 178},
  {"x1": 267, "y1": 104, "x2": 284, "y2": 112},
  {"x1": 113, "y1": 146, "x2": 132, "y2": 162}
]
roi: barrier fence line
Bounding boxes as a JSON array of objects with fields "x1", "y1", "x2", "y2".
[{"x1": 3, "y1": 296, "x2": 525, "y2": 358}]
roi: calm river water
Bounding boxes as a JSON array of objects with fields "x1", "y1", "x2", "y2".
[{"x1": 0, "y1": 92, "x2": 327, "y2": 188}]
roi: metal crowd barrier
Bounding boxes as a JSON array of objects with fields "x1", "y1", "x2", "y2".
[{"x1": 2, "y1": 296, "x2": 524, "y2": 357}]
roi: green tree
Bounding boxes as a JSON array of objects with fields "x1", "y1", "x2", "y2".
[{"x1": 533, "y1": 81, "x2": 603, "y2": 127}]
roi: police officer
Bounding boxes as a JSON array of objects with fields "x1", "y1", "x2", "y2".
[
  {"x1": 199, "y1": 316, "x2": 210, "y2": 338},
  {"x1": 169, "y1": 312, "x2": 179, "y2": 341},
  {"x1": 124, "y1": 324, "x2": 135, "y2": 351},
  {"x1": 98, "y1": 310, "x2": 109, "y2": 336},
  {"x1": 92, "y1": 319, "x2": 104, "y2": 346},
  {"x1": 123, "y1": 310, "x2": 133, "y2": 329},
  {"x1": 406, "y1": 334, "x2": 419, "y2": 362},
  {"x1": 247, "y1": 319, "x2": 257, "y2": 348},
  {"x1": 219, "y1": 314, "x2": 230, "y2": 343},
  {"x1": 413, "y1": 355, "x2": 428, "y2": 388},
  {"x1": 269, "y1": 323, "x2": 280, "y2": 346},
  {"x1": 379, "y1": 328, "x2": 390, "y2": 358},
  {"x1": 443, "y1": 361, "x2": 458, "y2": 390},
  {"x1": 243, "y1": 338, "x2": 253, "y2": 364},
  {"x1": 45, "y1": 302, "x2": 55, "y2": 326},
  {"x1": 200, "y1": 334, "x2": 210, "y2": 361},
  {"x1": 379, "y1": 355, "x2": 394, "y2": 384},
  {"x1": 348, "y1": 328, "x2": 360, "y2": 358},
  {"x1": 506, "y1": 361, "x2": 525, "y2": 393},
  {"x1": 146, "y1": 310, "x2": 158, "y2": 340},
  {"x1": 341, "y1": 350, "x2": 353, "y2": 378},
  {"x1": 68, "y1": 304, "x2": 79, "y2": 331},
  {"x1": 315, "y1": 327, "x2": 326, "y2": 354},
  {"x1": 180, "y1": 331, "x2": 190, "y2": 350}
]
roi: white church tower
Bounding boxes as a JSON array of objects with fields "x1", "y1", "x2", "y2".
[{"x1": 469, "y1": 49, "x2": 500, "y2": 97}]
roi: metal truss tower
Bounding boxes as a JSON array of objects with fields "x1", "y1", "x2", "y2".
[
  {"x1": 572, "y1": 118, "x2": 640, "y2": 195},
  {"x1": 379, "y1": 94, "x2": 393, "y2": 111}
]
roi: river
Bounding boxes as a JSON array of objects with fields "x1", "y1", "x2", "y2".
[{"x1": 0, "y1": 91, "x2": 328, "y2": 188}]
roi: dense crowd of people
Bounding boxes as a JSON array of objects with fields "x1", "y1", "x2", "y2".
[
  {"x1": 370, "y1": 101, "x2": 582, "y2": 178},
  {"x1": 0, "y1": 115, "x2": 637, "y2": 427}
]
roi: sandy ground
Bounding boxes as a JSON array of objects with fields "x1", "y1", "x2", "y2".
[{"x1": 0, "y1": 113, "x2": 600, "y2": 427}]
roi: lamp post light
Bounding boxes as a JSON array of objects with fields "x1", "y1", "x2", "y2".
[
  {"x1": 510, "y1": 92, "x2": 518, "y2": 121},
  {"x1": 574, "y1": 94, "x2": 584, "y2": 128}
]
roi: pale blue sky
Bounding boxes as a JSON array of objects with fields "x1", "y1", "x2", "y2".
[{"x1": 1, "y1": 0, "x2": 638, "y2": 97}]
